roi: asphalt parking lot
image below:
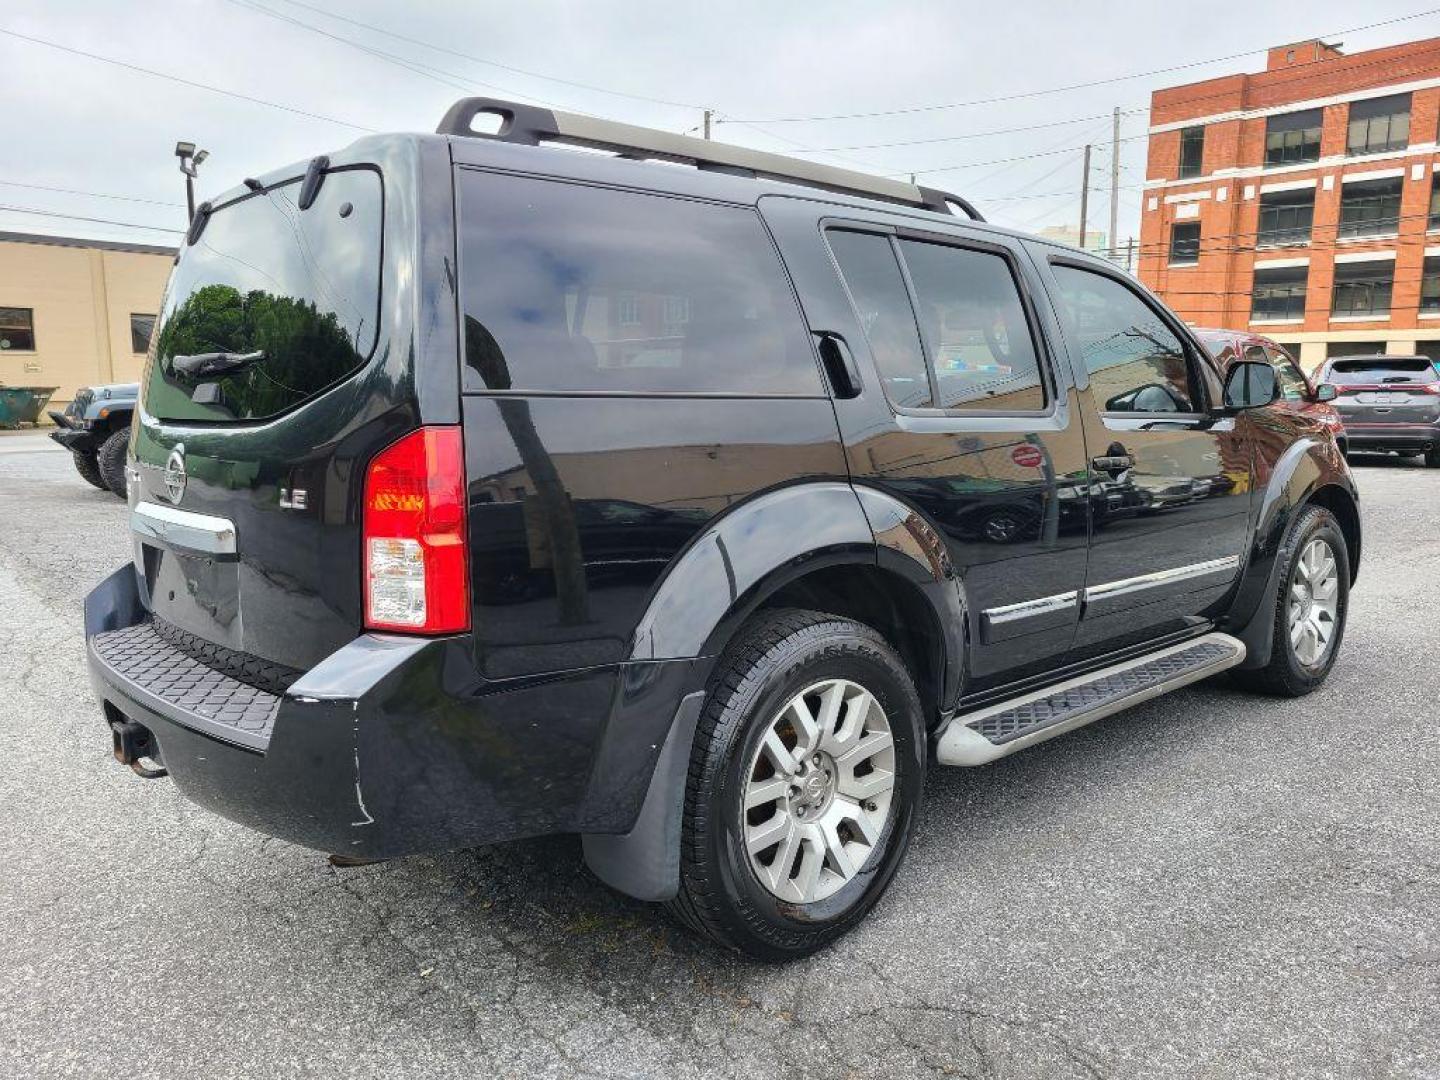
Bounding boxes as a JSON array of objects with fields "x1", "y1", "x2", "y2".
[{"x1": 1, "y1": 430, "x2": 1437, "y2": 1080}]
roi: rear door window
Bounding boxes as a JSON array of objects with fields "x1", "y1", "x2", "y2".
[
  {"x1": 456, "y1": 171, "x2": 821, "y2": 395},
  {"x1": 897, "y1": 238, "x2": 1046, "y2": 411},
  {"x1": 144, "y1": 167, "x2": 383, "y2": 423}
]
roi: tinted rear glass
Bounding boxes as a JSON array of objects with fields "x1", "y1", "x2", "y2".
[
  {"x1": 143, "y1": 167, "x2": 383, "y2": 423},
  {"x1": 457, "y1": 171, "x2": 820, "y2": 395},
  {"x1": 1328, "y1": 358, "x2": 1437, "y2": 383}
]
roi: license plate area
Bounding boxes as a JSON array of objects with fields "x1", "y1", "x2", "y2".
[{"x1": 132, "y1": 502, "x2": 242, "y2": 649}]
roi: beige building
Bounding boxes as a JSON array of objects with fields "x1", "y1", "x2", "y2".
[{"x1": 0, "y1": 231, "x2": 174, "y2": 410}]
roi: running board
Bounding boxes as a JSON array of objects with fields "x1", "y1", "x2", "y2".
[{"x1": 936, "y1": 633, "x2": 1246, "y2": 767}]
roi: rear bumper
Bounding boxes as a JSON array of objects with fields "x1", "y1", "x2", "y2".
[
  {"x1": 1340, "y1": 423, "x2": 1440, "y2": 453},
  {"x1": 85, "y1": 564, "x2": 695, "y2": 858}
]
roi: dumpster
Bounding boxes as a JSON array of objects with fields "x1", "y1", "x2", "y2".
[{"x1": 0, "y1": 386, "x2": 59, "y2": 429}]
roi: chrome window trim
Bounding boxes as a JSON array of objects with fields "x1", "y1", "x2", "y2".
[
  {"x1": 132, "y1": 501, "x2": 237, "y2": 556},
  {"x1": 1084, "y1": 555, "x2": 1240, "y2": 603}
]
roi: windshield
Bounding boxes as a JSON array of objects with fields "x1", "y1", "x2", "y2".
[
  {"x1": 143, "y1": 167, "x2": 383, "y2": 423},
  {"x1": 1327, "y1": 358, "x2": 1437, "y2": 384}
]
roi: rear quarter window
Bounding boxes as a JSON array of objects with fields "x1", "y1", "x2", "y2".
[
  {"x1": 143, "y1": 167, "x2": 383, "y2": 424},
  {"x1": 456, "y1": 171, "x2": 821, "y2": 395}
]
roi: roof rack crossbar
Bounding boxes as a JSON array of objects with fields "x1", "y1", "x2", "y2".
[{"x1": 436, "y1": 97, "x2": 983, "y2": 221}]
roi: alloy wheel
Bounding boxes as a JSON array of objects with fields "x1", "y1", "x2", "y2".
[
  {"x1": 741, "y1": 678, "x2": 896, "y2": 905},
  {"x1": 1289, "y1": 537, "x2": 1340, "y2": 666}
]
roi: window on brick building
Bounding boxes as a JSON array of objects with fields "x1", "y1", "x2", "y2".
[
  {"x1": 1421, "y1": 257, "x2": 1440, "y2": 314},
  {"x1": 1168, "y1": 221, "x2": 1201, "y2": 265},
  {"x1": 1429, "y1": 176, "x2": 1440, "y2": 231},
  {"x1": 1251, "y1": 266, "x2": 1308, "y2": 321},
  {"x1": 1331, "y1": 260, "x2": 1395, "y2": 317},
  {"x1": 1346, "y1": 94, "x2": 1411, "y2": 156},
  {"x1": 1264, "y1": 109, "x2": 1323, "y2": 167},
  {"x1": 1178, "y1": 126, "x2": 1205, "y2": 179},
  {"x1": 1257, "y1": 188, "x2": 1315, "y2": 247},
  {"x1": 1339, "y1": 177, "x2": 1403, "y2": 238}
]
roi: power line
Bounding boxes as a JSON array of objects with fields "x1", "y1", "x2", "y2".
[
  {"x1": 724, "y1": 8, "x2": 1440, "y2": 123},
  {"x1": 0, "y1": 179, "x2": 184, "y2": 208},
  {"x1": 0, "y1": 26, "x2": 375, "y2": 132},
  {"x1": 224, "y1": 0, "x2": 574, "y2": 112},
  {"x1": 0, "y1": 203, "x2": 183, "y2": 234},
  {"x1": 270, "y1": 0, "x2": 711, "y2": 112},
  {"x1": 739, "y1": 109, "x2": 1150, "y2": 153}
]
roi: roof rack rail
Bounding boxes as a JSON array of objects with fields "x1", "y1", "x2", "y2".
[{"x1": 436, "y1": 98, "x2": 983, "y2": 222}]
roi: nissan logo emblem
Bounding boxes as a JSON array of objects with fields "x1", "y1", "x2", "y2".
[{"x1": 163, "y1": 443, "x2": 187, "y2": 504}]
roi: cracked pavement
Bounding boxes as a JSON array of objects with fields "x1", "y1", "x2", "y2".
[{"x1": 1, "y1": 430, "x2": 1437, "y2": 1079}]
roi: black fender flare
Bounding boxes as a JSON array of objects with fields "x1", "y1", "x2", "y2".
[
  {"x1": 583, "y1": 481, "x2": 965, "y2": 902},
  {"x1": 1226, "y1": 436, "x2": 1359, "y2": 669}
]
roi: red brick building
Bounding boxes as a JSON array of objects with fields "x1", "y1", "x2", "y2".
[{"x1": 1139, "y1": 36, "x2": 1440, "y2": 370}]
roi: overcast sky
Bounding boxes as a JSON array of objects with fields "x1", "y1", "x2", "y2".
[{"x1": 2, "y1": 0, "x2": 1437, "y2": 252}]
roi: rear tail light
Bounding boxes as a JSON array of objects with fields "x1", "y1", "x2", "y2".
[
  {"x1": 363, "y1": 426, "x2": 470, "y2": 634},
  {"x1": 1422, "y1": 383, "x2": 1440, "y2": 395}
]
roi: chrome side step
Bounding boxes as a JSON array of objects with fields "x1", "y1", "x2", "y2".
[{"x1": 936, "y1": 632, "x2": 1246, "y2": 767}]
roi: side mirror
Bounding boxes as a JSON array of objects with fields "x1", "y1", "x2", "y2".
[
  {"x1": 1312, "y1": 382, "x2": 1338, "y2": 403},
  {"x1": 1222, "y1": 360, "x2": 1280, "y2": 411}
]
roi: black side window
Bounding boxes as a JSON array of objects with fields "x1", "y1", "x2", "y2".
[
  {"x1": 457, "y1": 172, "x2": 820, "y2": 395},
  {"x1": 825, "y1": 230, "x2": 932, "y2": 408},
  {"x1": 1051, "y1": 264, "x2": 1197, "y2": 415},
  {"x1": 828, "y1": 230, "x2": 1047, "y2": 412},
  {"x1": 897, "y1": 238, "x2": 1046, "y2": 411}
]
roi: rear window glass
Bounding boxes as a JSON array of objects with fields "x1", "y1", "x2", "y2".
[
  {"x1": 143, "y1": 167, "x2": 383, "y2": 423},
  {"x1": 1328, "y1": 359, "x2": 1437, "y2": 383},
  {"x1": 457, "y1": 171, "x2": 820, "y2": 395}
]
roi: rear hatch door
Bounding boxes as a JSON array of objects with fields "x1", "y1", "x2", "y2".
[
  {"x1": 130, "y1": 153, "x2": 420, "y2": 673},
  {"x1": 1328, "y1": 358, "x2": 1440, "y2": 425}
]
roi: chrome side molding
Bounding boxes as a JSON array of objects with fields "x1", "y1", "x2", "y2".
[
  {"x1": 981, "y1": 556, "x2": 1243, "y2": 633},
  {"x1": 984, "y1": 590, "x2": 1079, "y2": 627},
  {"x1": 131, "y1": 501, "x2": 237, "y2": 556},
  {"x1": 1083, "y1": 555, "x2": 1241, "y2": 603}
]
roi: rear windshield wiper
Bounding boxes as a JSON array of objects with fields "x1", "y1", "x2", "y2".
[{"x1": 171, "y1": 350, "x2": 265, "y2": 379}]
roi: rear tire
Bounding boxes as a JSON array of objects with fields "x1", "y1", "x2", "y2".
[
  {"x1": 1426, "y1": 448, "x2": 1440, "y2": 468},
  {"x1": 72, "y1": 449, "x2": 106, "y2": 490},
  {"x1": 667, "y1": 608, "x2": 925, "y2": 961},
  {"x1": 1231, "y1": 505, "x2": 1349, "y2": 697},
  {"x1": 96, "y1": 428, "x2": 129, "y2": 497}
]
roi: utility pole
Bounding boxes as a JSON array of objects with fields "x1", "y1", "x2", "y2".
[
  {"x1": 1109, "y1": 106, "x2": 1121, "y2": 258},
  {"x1": 703, "y1": 109, "x2": 712, "y2": 140},
  {"x1": 1126, "y1": 236, "x2": 1135, "y2": 274},
  {"x1": 1078, "y1": 143, "x2": 1092, "y2": 249}
]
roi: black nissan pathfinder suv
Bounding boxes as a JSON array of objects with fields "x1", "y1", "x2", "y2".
[{"x1": 84, "y1": 99, "x2": 1360, "y2": 961}]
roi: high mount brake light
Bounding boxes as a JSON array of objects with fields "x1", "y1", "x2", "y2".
[{"x1": 362, "y1": 426, "x2": 470, "y2": 634}]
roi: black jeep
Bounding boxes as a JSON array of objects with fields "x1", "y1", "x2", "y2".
[
  {"x1": 83, "y1": 99, "x2": 1360, "y2": 961},
  {"x1": 49, "y1": 381, "x2": 138, "y2": 495}
]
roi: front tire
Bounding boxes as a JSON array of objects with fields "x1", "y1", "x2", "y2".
[
  {"x1": 1425, "y1": 447, "x2": 1440, "y2": 468},
  {"x1": 1231, "y1": 505, "x2": 1349, "y2": 697},
  {"x1": 96, "y1": 428, "x2": 129, "y2": 497},
  {"x1": 72, "y1": 449, "x2": 106, "y2": 490},
  {"x1": 667, "y1": 609, "x2": 925, "y2": 961}
]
